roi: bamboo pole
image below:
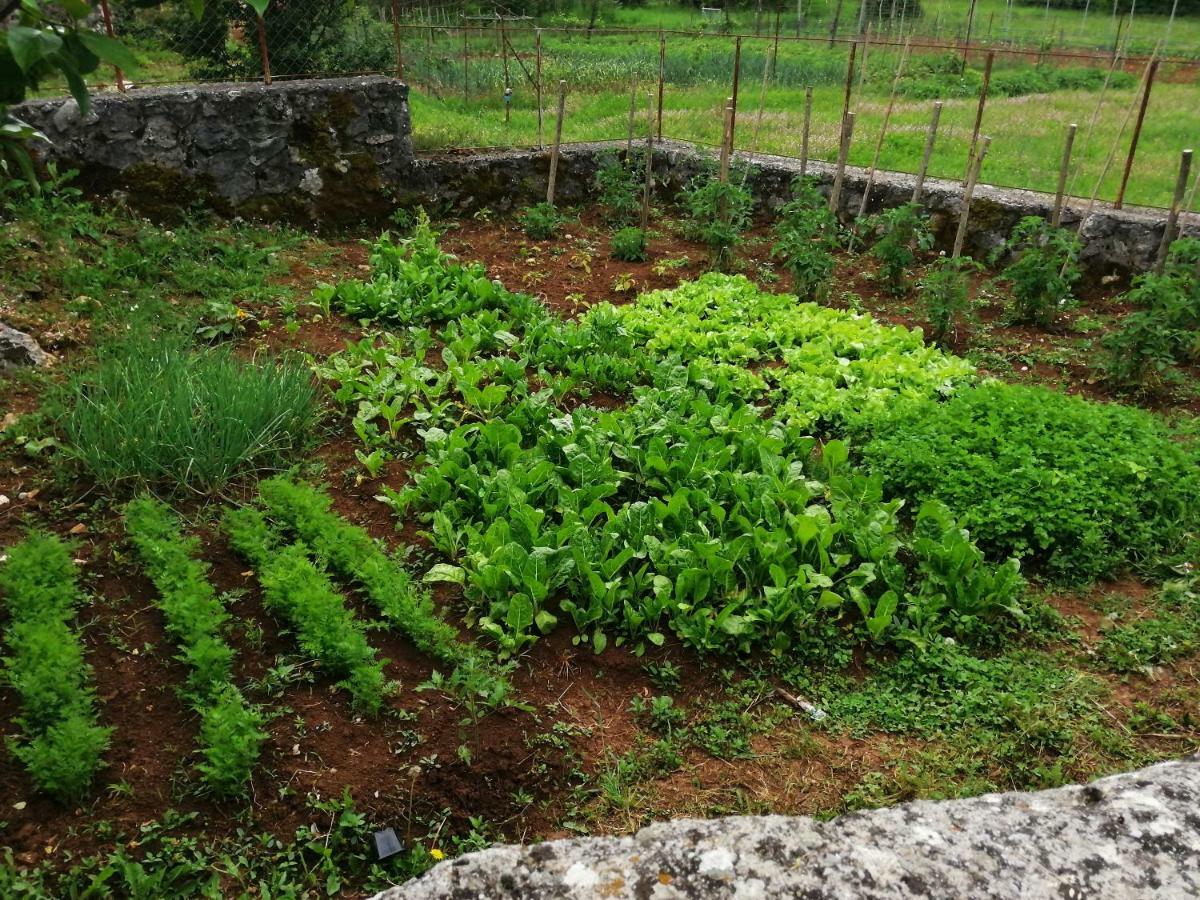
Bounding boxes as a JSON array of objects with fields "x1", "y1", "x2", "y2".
[
  {"x1": 953, "y1": 135, "x2": 990, "y2": 258},
  {"x1": 501, "y1": 17, "x2": 510, "y2": 123},
  {"x1": 642, "y1": 94, "x2": 654, "y2": 231},
  {"x1": 841, "y1": 40, "x2": 858, "y2": 126},
  {"x1": 1051, "y1": 123, "x2": 1078, "y2": 227},
  {"x1": 963, "y1": 51, "x2": 994, "y2": 184},
  {"x1": 743, "y1": 38, "x2": 773, "y2": 176},
  {"x1": 547, "y1": 80, "x2": 567, "y2": 205},
  {"x1": 536, "y1": 29, "x2": 543, "y2": 148},
  {"x1": 657, "y1": 30, "x2": 666, "y2": 142},
  {"x1": 627, "y1": 76, "x2": 639, "y2": 158},
  {"x1": 829, "y1": 111, "x2": 855, "y2": 215},
  {"x1": 98, "y1": 0, "x2": 125, "y2": 92},
  {"x1": 391, "y1": 0, "x2": 404, "y2": 81},
  {"x1": 800, "y1": 85, "x2": 813, "y2": 180},
  {"x1": 1155, "y1": 149, "x2": 1192, "y2": 273},
  {"x1": 771, "y1": 5, "x2": 782, "y2": 78},
  {"x1": 858, "y1": 23, "x2": 870, "y2": 90},
  {"x1": 912, "y1": 101, "x2": 942, "y2": 204},
  {"x1": 1114, "y1": 57, "x2": 1159, "y2": 210},
  {"x1": 857, "y1": 39, "x2": 911, "y2": 218},
  {"x1": 462, "y1": 25, "x2": 469, "y2": 102},
  {"x1": 730, "y1": 37, "x2": 743, "y2": 151},
  {"x1": 962, "y1": 0, "x2": 978, "y2": 72}
]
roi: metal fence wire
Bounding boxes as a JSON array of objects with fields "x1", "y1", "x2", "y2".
[{"x1": 29, "y1": 2, "x2": 1200, "y2": 208}]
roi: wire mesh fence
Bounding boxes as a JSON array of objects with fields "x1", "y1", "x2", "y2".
[{"x1": 24, "y1": 2, "x2": 1200, "y2": 208}]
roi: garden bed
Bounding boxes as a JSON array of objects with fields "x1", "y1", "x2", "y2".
[{"x1": 0, "y1": 177, "x2": 1197, "y2": 897}]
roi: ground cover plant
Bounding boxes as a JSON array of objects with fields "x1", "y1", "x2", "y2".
[
  {"x1": 0, "y1": 535, "x2": 111, "y2": 802},
  {"x1": 2, "y1": 171, "x2": 1199, "y2": 896},
  {"x1": 857, "y1": 383, "x2": 1200, "y2": 582}
]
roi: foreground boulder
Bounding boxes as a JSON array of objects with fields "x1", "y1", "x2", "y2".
[
  {"x1": 379, "y1": 756, "x2": 1200, "y2": 899},
  {"x1": 0, "y1": 324, "x2": 49, "y2": 370}
]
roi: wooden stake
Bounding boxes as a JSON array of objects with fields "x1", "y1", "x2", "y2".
[
  {"x1": 962, "y1": 0, "x2": 978, "y2": 72},
  {"x1": 858, "y1": 23, "x2": 870, "y2": 90},
  {"x1": 547, "y1": 81, "x2": 567, "y2": 205},
  {"x1": 719, "y1": 103, "x2": 734, "y2": 185},
  {"x1": 642, "y1": 93, "x2": 654, "y2": 231},
  {"x1": 1115, "y1": 58, "x2": 1159, "y2": 210},
  {"x1": 841, "y1": 40, "x2": 858, "y2": 125},
  {"x1": 627, "y1": 76, "x2": 639, "y2": 158},
  {"x1": 858, "y1": 39, "x2": 911, "y2": 218},
  {"x1": 390, "y1": 0, "x2": 404, "y2": 81},
  {"x1": 730, "y1": 37, "x2": 743, "y2": 150},
  {"x1": 462, "y1": 25, "x2": 469, "y2": 102},
  {"x1": 912, "y1": 100, "x2": 943, "y2": 204},
  {"x1": 256, "y1": 13, "x2": 271, "y2": 86},
  {"x1": 1051, "y1": 123, "x2": 1078, "y2": 227},
  {"x1": 1155, "y1": 149, "x2": 1193, "y2": 274},
  {"x1": 744, "y1": 38, "x2": 773, "y2": 175},
  {"x1": 501, "y1": 17, "x2": 510, "y2": 123},
  {"x1": 657, "y1": 30, "x2": 666, "y2": 142},
  {"x1": 829, "y1": 111, "x2": 855, "y2": 215},
  {"x1": 536, "y1": 29, "x2": 543, "y2": 148},
  {"x1": 800, "y1": 85, "x2": 813, "y2": 180},
  {"x1": 98, "y1": 0, "x2": 125, "y2": 91},
  {"x1": 963, "y1": 51, "x2": 993, "y2": 183},
  {"x1": 953, "y1": 135, "x2": 990, "y2": 258}
]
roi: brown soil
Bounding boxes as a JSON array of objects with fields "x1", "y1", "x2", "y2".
[{"x1": 1, "y1": 205, "x2": 1197, "y2": 892}]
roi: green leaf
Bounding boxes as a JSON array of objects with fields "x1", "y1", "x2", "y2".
[
  {"x1": 422, "y1": 564, "x2": 465, "y2": 585},
  {"x1": 592, "y1": 629, "x2": 607, "y2": 654},
  {"x1": 8, "y1": 27, "x2": 63, "y2": 73},
  {"x1": 534, "y1": 610, "x2": 558, "y2": 633},
  {"x1": 245, "y1": 0, "x2": 272, "y2": 17},
  {"x1": 506, "y1": 594, "x2": 534, "y2": 635},
  {"x1": 60, "y1": 0, "x2": 93, "y2": 18},
  {"x1": 78, "y1": 32, "x2": 141, "y2": 76}
]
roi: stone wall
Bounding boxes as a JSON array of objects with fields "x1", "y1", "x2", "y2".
[
  {"x1": 15, "y1": 76, "x2": 414, "y2": 221},
  {"x1": 377, "y1": 756, "x2": 1200, "y2": 900},
  {"x1": 15, "y1": 78, "x2": 1196, "y2": 276},
  {"x1": 415, "y1": 141, "x2": 1198, "y2": 280}
]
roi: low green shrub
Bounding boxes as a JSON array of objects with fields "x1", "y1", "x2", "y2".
[
  {"x1": 1096, "y1": 578, "x2": 1199, "y2": 673},
  {"x1": 0, "y1": 535, "x2": 111, "y2": 802},
  {"x1": 125, "y1": 497, "x2": 265, "y2": 796},
  {"x1": 868, "y1": 203, "x2": 934, "y2": 296},
  {"x1": 59, "y1": 338, "x2": 319, "y2": 494},
  {"x1": 595, "y1": 152, "x2": 642, "y2": 224},
  {"x1": 993, "y1": 216, "x2": 1081, "y2": 327},
  {"x1": 519, "y1": 202, "x2": 566, "y2": 240},
  {"x1": 679, "y1": 173, "x2": 753, "y2": 270},
  {"x1": 857, "y1": 382, "x2": 1200, "y2": 582},
  {"x1": 1103, "y1": 240, "x2": 1200, "y2": 391},
  {"x1": 611, "y1": 226, "x2": 648, "y2": 262},
  {"x1": 224, "y1": 507, "x2": 390, "y2": 712},
  {"x1": 918, "y1": 255, "x2": 979, "y2": 345},
  {"x1": 771, "y1": 177, "x2": 838, "y2": 300}
]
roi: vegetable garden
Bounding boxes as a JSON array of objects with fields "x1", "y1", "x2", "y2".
[{"x1": 1, "y1": 162, "x2": 1198, "y2": 896}]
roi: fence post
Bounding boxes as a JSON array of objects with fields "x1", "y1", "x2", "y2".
[
  {"x1": 1051, "y1": 123, "x2": 1078, "y2": 227},
  {"x1": 953, "y1": 135, "x2": 990, "y2": 258},
  {"x1": 657, "y1": 30, "x2": 666, "y2": 142},
  {"x1": 912, "y1": 100, "x2": 943, "y2": 204},
  {"x1": 1115, "y1": 57, "x2": 1158, "y2": 210},
  {"x1": 1155, "y1": 149, "x2": 1193, "y2": 273},
  {"x1": 535, "y1": 29, "x2": 543, "y2": 148},
  {"x1": 841, "y1": 40, "x2": 857, "y2": 126},
  {"x1": 255, "y1": 13, "x2": 271, "y2": 86},
  {"x1": 730, "y1": 37, "x2": 743, "y2": 151},
  {"x1": 627, "y1": 76, "x2": 638, "y2": 158},
  {"x1": 963, "y1": 50, "x2": 994, "y2": 184},
  {"x1": 800, "y1": 85, "x2": 813, "y2": 180},
  {"x1": 390, "y1": 0, "x2": 404, "y2": 81},
  {"x1": 829, "y1": 111, "x2": 855, "y2": 215},
  {"x1": 858, "y1": 39, "x2": 910, "y2": 218},
  {"x1": 962, "y1": 0, "x2": 978, "y2": 72},
  {"x1": 547, "y1": 80, "x2": 567, "y2": 205},
  {"x1": 719, "y1": 101, "x2": 734, "y2": 185},
  {"x1": 97, "y1": 0, "x2": 125, "y2": 92},
  {"x1": 642, "y1": 93, "x2": 654, "y2": 231}
]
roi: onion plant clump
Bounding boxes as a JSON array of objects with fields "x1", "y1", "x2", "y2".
[
  {"x1": 0, "y1": 534, "x2": 111, "y2": 802},
  {"x1": 59, "y1": 337, "x2": 320, "y2": 494}
]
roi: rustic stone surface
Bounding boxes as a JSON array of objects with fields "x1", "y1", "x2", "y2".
[
  {"x1": 13, "y1": 77, "x2": 414, "y2": 222},
  {"x1": 14, "y1": 79, "x2": 1195, "y2": 274},
  {"x1": 377, "y1": 756, "x2": 1200, "y2": 899},
  {"x1": 0, "y1": 324, "x2": 50, "y2": 370}
]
